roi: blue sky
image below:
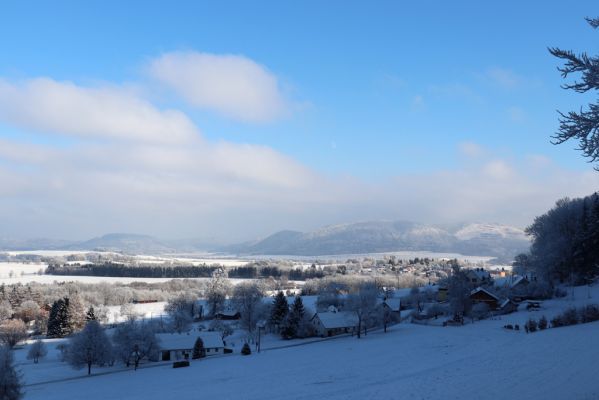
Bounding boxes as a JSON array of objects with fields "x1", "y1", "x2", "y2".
[{"x1": 0, "y1": 1, "x2": 598, "y2": 241}]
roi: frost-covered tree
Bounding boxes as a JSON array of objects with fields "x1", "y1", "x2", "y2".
[
  {"x1": 549, "y1": 17, "x2": 599, "y2": 169},
  {"x1": 208, "y1": 319, "x2": 233, "y2": 340},
  {"x1": 26, "y1": 340, "x2": 47, "y2": 364},
  {"x1": 205, "y1": 270, "x2": 231, "y2": 317},
  {"x1": 315, "y1": 282, "x2": 346, "y2": 311},
  {"x1": 67, "y1": 320, "x2": 112, "y2": 375},
  {"x1": 0, "y1": 345, "x2": 23, "y2": 400},
  {"x1": 67, "y1": 294, "x2": 86, "y2": 331},
  {"x1": 231, "y1": 283, "x2": 263, "y2": 333},
  {"x1": 165, "y1": 294, "x2": 196, "y2": 333},
  {"x1": 112, "y1": 320, "x2": 160, "y2": 369},
  {"x1": 347, "y1": 282, "x2": 379, "y2": 338},
  {"x1": 0, "y1": 301, "x2": 13, "y2": 322},
  {"x1": 0, "y1": 320, "x2": 27, "y2": 349},
  {"x1": 192, "y1": 337, "x2": 205, "y2": 359},
  {"x1": 15, "y1": 301, "x2": 39, "y2": 324}
]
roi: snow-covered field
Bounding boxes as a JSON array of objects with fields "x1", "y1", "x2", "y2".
[
  {"x1": 14, "y1": 284, "x2": 599, "y2": 400},
  {"x1": 0, "y1": 262, "x2": 255, "y2": 285}
]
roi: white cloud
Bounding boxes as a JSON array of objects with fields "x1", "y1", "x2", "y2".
[
  {"x1": 458, "y1": 141, "x2": 485, "y2": 158},
  {"x1": 148, "y1": 51, "x2": 289, "y2": 123},
  {"x1": 0, "y1": 78, "x2": 198, "y2": 144},
  {"x1": 486, "y1": 67, "x2": 521, "y2": 89}
]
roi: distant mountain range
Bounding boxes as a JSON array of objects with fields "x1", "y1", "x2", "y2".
[
  {"x1": 221, "y1": 221, "x2": 530, "y2": 260},
  {"x1": 0, "y1": 221, "x2": 531, "y2": 260}
]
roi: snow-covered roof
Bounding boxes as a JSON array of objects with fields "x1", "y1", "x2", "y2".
[
  {"x1": 313, "y1": 310, "x2": 358, "y2": 329},
  {"x1": 157, "y1": 332, "x2": 224, "y2": 350},
  {"x1": 383, "y1": 298, "x2": 401, "y2": 312},
  {"x1": 467, "y1": 269, "x2": 491, "y2": 279},
  {"x1": 470, "y1": 287, "x2": 500, "y2": 301},
  {"x1": 499, "y1": 298, "x2": 514, "y2": 309},
  {"x1": 495, "y1": 275, "x2": 529, "y2": 289}
]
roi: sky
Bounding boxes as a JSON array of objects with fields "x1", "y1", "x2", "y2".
[{"x1": 1, "y1": 1, "x2": 599, "y2": 243}]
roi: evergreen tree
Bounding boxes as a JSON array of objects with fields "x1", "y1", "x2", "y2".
[
  {"x1": 47, "y1": 298, "x2": 73, "y2": 338},
  {"x1": 269, "y1": 291, "x2": 289, "y2": 332},
  {"x1": 291, "y1": 296, "x2": 305, "y2": 320},
  {"x1": 192, "y1": 337, "x2": 205, "y2": 359},
  {"x1": 241, "y1": 342, "x2": 251, "y2": 355},
  {"x1": 549, "y1": 17, "x2": 599, "y2": 168},
  {"x1": 281, "y1": 296, "x2": 305, "y2": 339},
  {"x1": 86, "y1": 307, "x2": 97, "y2": 322}
]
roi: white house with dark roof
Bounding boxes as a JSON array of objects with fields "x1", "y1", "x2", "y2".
[
  {"x1": 311, "y1": 306, "x2": 358, "y2": 337},
  {"x1": 157, "y1": 332, "x2": 225, "y2": 361}
]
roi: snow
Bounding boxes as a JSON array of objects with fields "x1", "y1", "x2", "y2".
[
  {"x1": 14, "y1": 284, "x2": 599, "y2": 400},
  {"x1": 0, "y1": 262, "x2": 261, "y2": 285}
]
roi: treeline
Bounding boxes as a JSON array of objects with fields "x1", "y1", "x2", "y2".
[
  {"x1": 46, "y1": 262, "x2": 219, "y2": 278},
  {"x1": 228, "y1": 266, "x2": 326, "y2": 280},
  {"x1": 518, "y1": 192, "x2": 599, "y2": 283}
]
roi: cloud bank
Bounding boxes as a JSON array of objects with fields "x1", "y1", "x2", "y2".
[{"x1": 0, "y1": 54, "x2": 597, "y2": 243}]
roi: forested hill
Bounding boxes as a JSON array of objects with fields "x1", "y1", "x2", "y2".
[{"x1": 222, "y1": 221, "x2": 530, "y2": 260}]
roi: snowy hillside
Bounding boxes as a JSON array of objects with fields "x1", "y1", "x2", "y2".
[
  {"x1": 17, "y1": 284, "x2": 599, "y2": 400},
  {"x1": 224, "y1": 220, "x2": 529, "y2": 259}
]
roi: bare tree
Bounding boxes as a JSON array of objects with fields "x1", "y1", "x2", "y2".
[
  {"x1": 231, "y1": 282, "x2": 264, "y2": 333},
  {"x1": 16, "y1": 301, "x2": 40, "y2": 324},
  {"x1": 26, "y1": 340, "x2": 48, "y2": 364},
  {"x1": 347, "y1": 282, "x2": 379, "y2": 339},
  {"x1": 0, "y1": 320, "x2": 27, "y2": 349},
  {"x1": 0, "y1": 345, "x2": 23, "y2": 400}
]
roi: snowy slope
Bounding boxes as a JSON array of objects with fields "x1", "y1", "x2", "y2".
[{"x1": 18, "y1": 286, "x2": 599, "y2": 400}]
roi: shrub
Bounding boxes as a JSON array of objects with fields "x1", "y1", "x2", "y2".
[
  {"x1": 561, "y1": 307, "x2": 579, "y2": 325},
  {"x1": 526, "y1": 318, "x2": 537, "y2": 333},
  {"x1": 514, "y1": 324, "x2": 520, "y2": 331},
  {"x1": 504, "y1": 324, "x2": 513, "y2": 330},
  {"x1": 538, "y1": 315, "x2": 548, "y2": 330},
  {"x1": 580, "y1": 304, "x2": 599, "y2": 323},
  {"x1": 554, "y1": 287, "x2": 568, "y2": 298},
  {"x1": 241, "y1": 343, "x2": 251, "y2": 356}
]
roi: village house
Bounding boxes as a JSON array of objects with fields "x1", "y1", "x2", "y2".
[
  {"x1": 311, "y1": 306, "x2": 358, "y2": 337},
  {"x1": 157, "y1": 332, "x2": 225, "y2": 361},
  {"x1": 466, "y1": 268, "x2": 492, "y2": 286},
  {"x1": 382, "y1": 297, "x2": 401, "y2": 313},
  {"x1": 469, "y1": 287, "x2": 501, "y2": 310}
]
